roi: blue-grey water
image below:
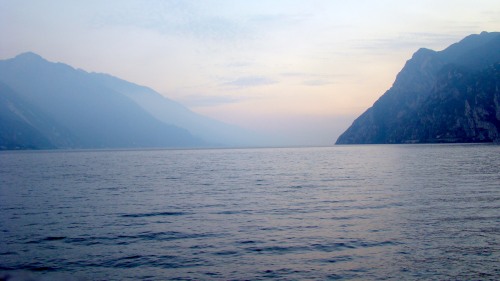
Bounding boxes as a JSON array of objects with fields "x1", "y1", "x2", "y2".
[{"x1": 1, "y1": 144, "x2": 499, "y2": 280}]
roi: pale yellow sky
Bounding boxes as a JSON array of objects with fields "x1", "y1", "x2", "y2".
[{"x1": 1, "y1": 0, "x2": 499, "y2": 145}]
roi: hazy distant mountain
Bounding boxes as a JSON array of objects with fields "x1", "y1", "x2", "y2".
[
  {"x1": 336, "y1": 31, "x2": 500, "y2": 144},
  {"x1": 0, "y1": 52, "x2": 270, "y2": 150},
  {"x1": 0, "y1": 53, "x2": 206, "y2": 149},
  {"x1": 0, "y1": 81, "x2": 70, "y2": 149},
  {"x1": 90, "y1": 73, "x2": 265, "y2": 146}
]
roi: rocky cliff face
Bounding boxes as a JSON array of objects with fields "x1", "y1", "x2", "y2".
[{"x1": 336, "y1": 32, "x2": 500, "y2": 144}]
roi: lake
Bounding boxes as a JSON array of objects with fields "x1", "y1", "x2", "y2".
[{"x1": 0, "y1": 144, "x2": 499, "y2": 280}]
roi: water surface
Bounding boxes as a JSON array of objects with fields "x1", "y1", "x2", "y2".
[{"x1": 1, "y1": 145, "x2": 499, "y2": 280}]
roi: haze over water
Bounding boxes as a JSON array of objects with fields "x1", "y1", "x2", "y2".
[{"x1": 1, "y1": 144, "x2": 499, "y2": 280}]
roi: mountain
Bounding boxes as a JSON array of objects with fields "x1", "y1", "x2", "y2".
[
  {"x1": 0, "y1": 53, "x2": 208, "y2": 149},
  {"x1": 0, "y1": 81, "x2": 70, "y2": 149},
  {"x1": 90, "y1": 73, "x2": 265, "y2": 146},
  {"x1": 0, "y1": 52, "x2": 271, "y2": 150},
  {"x1": 336, "y1": 31, "x2": 500, "y2": 144}
]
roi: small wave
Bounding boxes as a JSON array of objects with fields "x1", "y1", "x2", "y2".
[
  {"x1": 103, "y1": 255, "x2": 148, "y2": 269},
  {"x1": 42, "y1": 236, "x2": 66, "y2": 241},
  {"x1": 318, "y1": 255, "x2": 354, "y2": 264},
  {"x1": 60, "y1": 237, "x2": 103, "y2": 246},
  {"x1": 27, "y1": 266, "x2": 57, "y2": 272},
  {"x1": 128, "y1": 231, "x2": 211, "y2": 241},
  {"x1": 260, "y1": 268, "x2": 309, "y2": 279},
  {"x1": 311, "y1": 242, "x2": 356, "y2": 252},
  {"x1": 214, "y1": 210, "x2": 253, "y2": 215},
  {"x1": 61, "y1": 230, "x2": 211, "y2": 246},
  {"x1": 120, "y1": 211, "x2": 187, "y2": 218},
  {"x1": 238, "y1": 240, "x2": 258, "y2": 244},
  {"x1": 0, "y1": 270, "x2": 84, "y2": 281},
  {"x1": 102, "y1": 254, "x2": 206, "y2": 269},
  {"x1": 311, "y1": 240, "x2": 399, "y2": 252},
  {"x1": 213, "y1": 250, "x2": 239, "y2": 256},
  {"x1": 245, "y1": 245, "x2": 309, "y2": 254}
]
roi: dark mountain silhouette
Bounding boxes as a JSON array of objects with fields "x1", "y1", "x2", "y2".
[
  {"x1": 336, "y1": 31, "x2": 500, "y2": 144},
  {"x1": 0, "y1": 53, "x2": 205, "y2": 149}
]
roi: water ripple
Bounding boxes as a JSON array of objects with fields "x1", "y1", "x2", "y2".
[{"x1": 119, "y1": 211, "x2": 188, "y2": 218}]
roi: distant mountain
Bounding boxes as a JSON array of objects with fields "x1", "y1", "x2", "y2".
[
  {"x1": 336, "y1": 31, "x2": 500, "y2": 144},
  {"x1": 0, "y1": 81, "x2": 71, "y2": 149},
  {"x1": 90, "y1": 73, "x2": 265, "y2": 146},
  {"x1": 0, "y1": 52, "x2": 272, "y2": 150},
  {"x1": 0, "y1": 53, "x2": 234, "y2": 149}
]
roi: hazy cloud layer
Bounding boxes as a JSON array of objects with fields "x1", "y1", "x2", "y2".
[
  {"x1": 222, "y1": 76, "x2": 277, "y2": 88},
  {"x1": 302, "y1": 79, "x2": 332, "y2": 86}
]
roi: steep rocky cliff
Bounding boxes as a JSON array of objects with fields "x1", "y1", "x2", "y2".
[{"x1": 336, "y1": 32, "x2": 500, "y2": 144}]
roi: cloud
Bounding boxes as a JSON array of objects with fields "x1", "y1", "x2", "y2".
[
  {"x1": 280, "y1": 72, "x2": 347, "y2": 87},
  {"x1": 223, "y1": 76, "x2": 277, "y2": 88},
  {"x1": 179, "y1": 16, "x2": 250, "y2": 41},
  {"x1": 247, "y1": 13, "x2": 309, "y2": 27},
  {"x1": 225, "y1": 61, "x2": 253, "y2": 68},
  {"x1": 302, "y1": 79, "x2": 332, "y2": 86},
  {"x1": 91, "y1": 1, "x2": 251, "y2": 42},
  {"x1": 280, "y1": 72, "x2": 309, "y2": 77}
]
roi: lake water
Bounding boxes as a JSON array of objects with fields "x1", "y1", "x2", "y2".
[{"x1": 0, "y1": 144, "x2": 499, "y2": 280}]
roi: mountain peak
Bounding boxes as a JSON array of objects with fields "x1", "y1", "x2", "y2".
[
  {"x1": 14, "y1": 52, "x2": 46, "y2": 61},
  {"x1": 412, "y1": 47, "x2": 435, "y2": 58}
]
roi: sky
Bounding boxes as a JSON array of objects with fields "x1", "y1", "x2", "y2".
[{"x1": 1, "y1": 0, "x2": 499, "y2": 146}]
